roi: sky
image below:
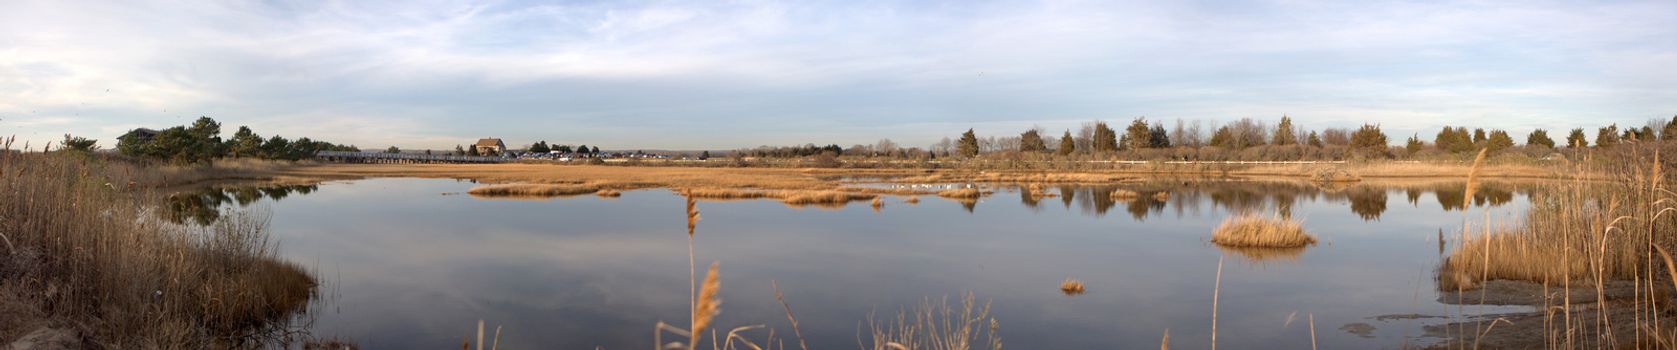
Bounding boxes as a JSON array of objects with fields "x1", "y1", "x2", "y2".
[{"x1": 1, "y1": 0, "x2": 1674, "y2": 151}]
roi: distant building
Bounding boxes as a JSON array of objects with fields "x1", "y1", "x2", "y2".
[
  {"x1": 118, "y1": 128, "x2": 160, "y2": 144},
  {"x1": 474, "y1": 138, "x2": 506, "y2": 156}
]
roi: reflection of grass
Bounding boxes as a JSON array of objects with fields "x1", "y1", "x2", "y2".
[
  {"x1": 1210, "y1": 213, "x2": 1316, "y2": 248},
  {"x1": 1215, "y1": 245, "x2": 1307, "y2": 263}
]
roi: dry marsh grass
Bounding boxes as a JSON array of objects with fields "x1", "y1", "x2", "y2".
[
  {"x1": 1428, "y1": 143, "x2": 1677, "y2": 349},
  {"x1": 864, "y1": 293, "x2": 1002, "y2": 350},
  {"x1": 0, "y1": 150, "x2": 317, "y2": 347},
  {"x1": 1111, "y1": 189, "x2": 1139, "y2": 200},
  {"x1": 1060, "y1": 278, "x2": 1086, "y2": 295},
  {"x1": 1210, "y1": 214, "x2": 1317, "y2": 248},
  {"x1": 937, "y1": 188, "x2": 984, "y2": 199}
]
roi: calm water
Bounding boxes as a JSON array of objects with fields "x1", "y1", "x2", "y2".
[{"x1": 175, "y1": 178, "x2": 1538, "y2": 348}]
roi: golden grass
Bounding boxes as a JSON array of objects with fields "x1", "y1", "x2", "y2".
[
  {"x1": 1210, "y1": 213, "x2": 1317, "y2": 248},
  {"x1": 0, "y1": 151, "x2": 317, "y2": 346},
  {"x1": 594, "y1": 189, "x2": 622, "y2": 197},
  {"x1": 871, "y1": 197, "x2": 885, "y2": 212},
  {"x1": 1060, "y1": 278, "x2": 1086, "y2": 295},
  {"x1": 937, "y1": 188, "x2": 983, "y2": 199},
  {"x1": 904, "y1": 196, "x2": 920, "y2": 204},
  {"x1": 692, "y1": 262, "x2": 721, "y2": 346},
  {"x1": 467, "y1": 183, "x2": 603, "y2": 197},
  {"x1": 1111, "y1": 189, "x2": 1139, "y2": 199}
]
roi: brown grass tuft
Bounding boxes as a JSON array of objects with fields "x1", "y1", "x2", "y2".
[
  {"x1": 594, "y1": 189, "x2": 621, "y2": 197},
  {"x1": 904, "y1": 196, "x2": 920, "y2": 204},
  {"x1": 1210, "y1": 213, "x2": 1317, "y2": 248},
  {"x1": 1060, "y1": 278, "x2": 1086, "y2": 295},
  {"x1": 937, "y1": 188, "x2": 983, "y2": 199}
]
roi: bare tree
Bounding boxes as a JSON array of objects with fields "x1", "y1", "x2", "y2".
[
  {"x1": 932, "y1": 137, "x2": 953, "y2": 156},
  {"x1": 875, "y1": 138, "x2": 898, "y2": 155}
]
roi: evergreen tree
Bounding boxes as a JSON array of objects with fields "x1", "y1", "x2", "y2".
[
  {"x1": 1117, "y1": 118, "x2": 1149, "y2": 150},
  {"x1": 1472, "y1": 128, "x2": 1487, "y2": 145},
  {"x1": 1149, "y1": 123, "x2": 1171, "y2": 148},
  {"x1": 1405, "y1": 134, "x2": 1424, "y2": 155},
  {"x1": 1058, "y1": 130, "x2": 1075, "y2": 156},
  {"x1": 1349, "y1": 124, "x2": 1388, "y2": 155},
  {"x1": 467, "y1": 144, "x2": 481, "y2": 156},
  {"x1": 1020, "y1": 129, "x2": 1047, "y2": 153},
  {"x1": 1094, "y1": 122, "x2": 1118, "y2": 152},
  {"x1": 1526, "y1": 129, "x2": 1555, "y2": 148},
  {"x1": 1486, "y1": 130, "x2": 1514, "y2": 153},
  {"x1": 1307, "y1": 131, "x2": 1323, "y2": 147},
  {"x1": 529, "y1": 141, "x2": 551, "y2": 153},
  {"x1": 385, "y1": 146, "x2": 401, "y2": 154},
  {"x1": 956, "y1": 129, "x2": 980, "y2": 157},
  {"x1": 227, "y1": 126, "x2": 265, "y2": 158},
  {"x1": 61, "y1": 134, "x2": 98, "y2": 153},
  {"x1": 1664, "y1": 115, "x2": 1677, "y2": 141},
  {"x1": 454, "y1": 145, "x2": 466, "y2": 156},
  {"x1": 1566, "y1": 128, "x2": 1589, "y2": 148},
  {"x1": 1273, "y1": 116, "x2": 1297, "y2": 146},
  {"x1": 1596, "y1": 124, "x2": 1620, "y2": 148}
]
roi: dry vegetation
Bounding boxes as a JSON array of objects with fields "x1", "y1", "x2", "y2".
[
  {"x1": 1430, "y1": 142, "x2": 1677, "y2": 349},
  {"x1": 1060, "y1": 278, "x2": 1086, "y2": 295},
  {"x1": 1209, "y1": 213, "x2": 1317, "y2": 248},
  {"x1": 0, "y1": 149, "x2": 317, "y2": 347}
]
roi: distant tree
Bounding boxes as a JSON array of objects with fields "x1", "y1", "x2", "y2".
[
  {"x1": 1307, "y1": 131, "x2": 1323, "y2": 147},
  {"x1": 1321, "y1": 128, "x2": 1351, "y2": 146},
  {"x1": 1349, "y1": 124, "x2": 1388, "y2": 155},
  {"x1": 1209, "y1": 126, "x2": 1233, "y2": 148},
  {"x1": 957, "y1": 129, "x2": 980, "y2": 157},
  {"x1": 1405, "y1": 134, "x2": 1424, "y2": 155},
  {"x1": 1058, "y1": 130, "x2": 1075, "y2": 156},
  {"x1": 61, "y1": 134, "x2": 98, "y2": 153},
  {"x1": 1486, "y1": 130, "x2": 1514, "y2": 153},
  {"x1": 1148, "y1": 123, "x2": 1170, "y2": 148},
  {"x1": 1119, "y1": 118, "x2": 1151, "y2": 150},
  {"x1": 590, "y1": 146, "x2": 601, "y2": 154},
  {"x1": 1094, "y1": 122, "x2": 1119, "y2": 152},
  {"x1": 529, "y1": 141, "x2": 550, "y2": 153},
  {"x1": 1472, "y1": 128, "x2": 1487, "y2": 146},
  {"x1": 1664, "y1": 115, "x2": 1677, "y2": 141},
  {"x1": 1020, "y1": 129, "x2": 1047, "y2": 153},
  {"x1": 467, "y1": 144, "x2": 481, "y2": 156},
  {"x1": 577, "y1": 144, "x2": 590, "y2": 155},
  {"x1": 227, "y1": 126, "x2": 264, "y2": 158},
  {"x1": 1273, "y1": 116, "x2": 1298, "y2": 146},
  {"x1": 454, "y1": 145, "x2": 466, "y2": 156},
  {"x1": 700, "y1": 150, "x2": 711, "y2": 160},
  {"x1": 425, "y1": 149, "x2": 432, "y2": 155},
  {"x1": 1566, "y1": 128, "x2": 1589, "y2": 148},
  {"x1": 385, "y1": 146, "x2": 400, "y2": 154},
  {"x1": 1526, "y1": 129, "x2": 1555, "y2": 148},
  {"x1": 1435, "y1": 127, "x2": 1475, "y2": 154},
  {"x1": 261, "y1": 135, "x2": 291, "y2": 160},
  {"x1": 555, "y1": 145, "x2": 573, "y2": 154},
  {"x1": 1596, "y1": 124, "x2": 1620, "y2": 148}
]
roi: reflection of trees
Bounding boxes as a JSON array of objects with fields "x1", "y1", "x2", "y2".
[
  {"x1": 1033, "y1": 180, "x2": 1533, "y2": 220},
  {"x1": 165, "y1": 184, "x2": 318, "y2": 225},
  {"x1": 1347, "y1": 187, "x2": 1388, "y2": 221}
]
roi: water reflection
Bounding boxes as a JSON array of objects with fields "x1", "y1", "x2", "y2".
[
  {"x1": 166, "y1": 184, "x2": 318, "y2": 225},
  {"x1": 989, "y1": 180, "x2": 1527, "y2": 221}
]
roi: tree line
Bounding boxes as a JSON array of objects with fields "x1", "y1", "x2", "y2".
[
  {"x1": 730, "y1": 115, "x2": 1676, "y2": 162},
  {"x1": 111, "y1": 117, "x2": 358, "y2": 164}
]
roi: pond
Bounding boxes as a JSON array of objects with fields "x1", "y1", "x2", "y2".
[{"x1": 177, "y1": 177, "x2": 1539, "y2": 348}]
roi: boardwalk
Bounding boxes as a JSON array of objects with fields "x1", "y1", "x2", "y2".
[{"x1": 316, "y1": 151, "x2": 505, "y2": 164}]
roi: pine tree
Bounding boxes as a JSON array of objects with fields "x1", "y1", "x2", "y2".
[
  {"x1": 1121, "y1": 118, "x2": 1151, "y2": 150},
  {"x1": 1405, "y1": 134, "x2": 1424, "y2": 155},
  {"x1": 1526, "y1": 129, "x2": 1554, "y2": 148},
  {"x1": 1486, "y1": 130, "x2": 1514, "y2": 153},
  {"x1": 1149, "y1": 123, "x2": 1171, "y2": 148},
  {"x1": 1273, "y1": 116, "x2": 1297, "y2": 146},
  {"x1": 1567, "y1": 128, "x2": 1589, "y2": 148},
  {"x1": 957, "y1": 129, "x2": 980, "y2": 157},
  {"x1": 1349, "y1": 124, "x2": 1388, "y2": 155},
  {"x1": 1596, "y1": 125, "x2": 1620, "y2": 148},
  {"x1": 1094, "y1": 122, "x2": 1118, "y2": 152},
  {"x1": 1058, "y1": 130, "x2": 1075, "y2": 156},
  {"x1": 1307, "y1": 131, "x2": 1323, "y2": 147},
  {"x1": 1020, "y1": 129, "x2": 1047, "y2": 153}
]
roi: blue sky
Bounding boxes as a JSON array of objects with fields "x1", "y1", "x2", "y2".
[{"x1": 1, "y1": 0, "x2": 1674, "y2": 150}]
